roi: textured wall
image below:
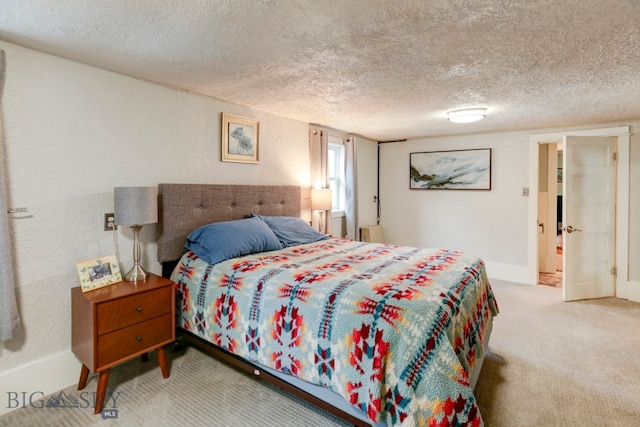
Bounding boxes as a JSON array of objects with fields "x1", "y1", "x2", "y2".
[
  {"x1": 0, "y1": 41, "x2": 310, "y2": 372},
  {"x1": 379, "y1": 131, "x2": 530, "y2": 268}
]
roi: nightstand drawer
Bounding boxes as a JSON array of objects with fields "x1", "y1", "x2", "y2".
[
  {"x1": 97, "y1": 313, "x2": 173, "y2": 368},
  {"x1": 97, "y1": 286, "x2": 172, "y2": 335}
]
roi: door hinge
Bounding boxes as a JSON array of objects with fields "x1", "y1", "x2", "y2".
[
  {"x1": 611, "y1": 266, "x2": 617, "y2": 276},
  {"x1": 612, "y1": 152, "x2": 618, "y2": 161}
]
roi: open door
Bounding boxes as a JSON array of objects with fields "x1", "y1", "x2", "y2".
[{"x1": 562, "y1": 136, "x2": 616, "y2": 301}]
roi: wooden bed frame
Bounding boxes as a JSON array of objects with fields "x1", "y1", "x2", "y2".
[{"x1": 157, "y1": 183, "x2": 370, "y2": 426}]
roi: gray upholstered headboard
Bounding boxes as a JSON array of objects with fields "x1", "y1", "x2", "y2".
[{"x1": 157, "y1": 184, "x2": 302, "y2": 263}]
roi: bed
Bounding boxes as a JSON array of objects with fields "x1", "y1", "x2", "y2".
[{"x1": 157, "y1": 184, "x2": 498, "y2": 426}]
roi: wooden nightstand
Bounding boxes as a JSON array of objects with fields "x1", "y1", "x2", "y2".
[{"x1": 71, "y1": 273, "x2": 175, "y2": 414}]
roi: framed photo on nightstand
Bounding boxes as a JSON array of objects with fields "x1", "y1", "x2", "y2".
[{"x1": 76, "y1": 255, "x2": 122, "y2": 292}]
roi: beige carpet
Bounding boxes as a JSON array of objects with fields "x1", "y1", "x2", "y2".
[
  {"x1": 475, "y1": 280, "x2": 640, "y2": 426},
  {"x1": 1, "y1": 279, "x2": 639, "y2": 426}
]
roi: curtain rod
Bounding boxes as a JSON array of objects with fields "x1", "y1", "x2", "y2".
[{"x1": 7, "y1": 207, "x2": 28, "y2": 214}]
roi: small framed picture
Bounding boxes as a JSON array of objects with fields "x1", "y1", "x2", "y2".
[
  {"x1": 76, "y1": 255, "x2": 122, "y2": 292},
  {"x1": 221, "y1": 113, "x2": 259, "y2": 164}
]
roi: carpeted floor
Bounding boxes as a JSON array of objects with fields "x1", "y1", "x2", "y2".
[
  {"x1": 475, "y1": 280, "x2": 640, "y2": 426},
  {"x1": 0, "y1": 344, "x2": 350, "y2": 427},
  {"x1": 1, "y1": 279, "x2": 639, "y2": 426}
]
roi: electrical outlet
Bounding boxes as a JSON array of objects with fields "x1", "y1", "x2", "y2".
[
  {"x1": 522, "y1": 188, "x2": 529, "y2": 197},
  {"x1": 104, "y1": 213, "x2": 116, "y2": 231}
]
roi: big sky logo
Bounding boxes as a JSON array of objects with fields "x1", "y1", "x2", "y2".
[{"x1": 7, "y1": 390, "x2": 122, "y2": 418}]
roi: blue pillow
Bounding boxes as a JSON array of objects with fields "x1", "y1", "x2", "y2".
[
  {"x1": 185, "y1": 216, "x2": 283, "y2": 264},
  {"x1": 251, "y1": 213, "x2": 329, "y2": 247}
]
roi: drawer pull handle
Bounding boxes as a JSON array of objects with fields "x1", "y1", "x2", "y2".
[
  {"x1": 136, "y1": 336, "x2": 142, "y2": 342},
  {"x1": 136, "y1": 307, "x2": 142, "y2": 312}
]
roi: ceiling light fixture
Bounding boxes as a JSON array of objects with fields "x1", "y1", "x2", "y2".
[{"x1": 447, "y1": 108, "x2": 487, "y2": 124}]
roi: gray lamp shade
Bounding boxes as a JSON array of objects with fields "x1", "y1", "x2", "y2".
[{"x1": 114, "y1": 186, "x2": 158, "y2": 226}]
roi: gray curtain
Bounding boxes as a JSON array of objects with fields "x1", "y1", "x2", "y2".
[
  {"x1": 0, "y1": 49, "x2": 21, "y2": 340},
  {"x1": 309, "y1": 129, "x2": 332, "y2": 235},
  {"x1": 344, "y1": 136, "x2": 358, "y2": 240}
]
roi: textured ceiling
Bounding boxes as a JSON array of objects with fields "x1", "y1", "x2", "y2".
[{"x1": 1, "y1": 0, "x2": 640, "y2": 141}]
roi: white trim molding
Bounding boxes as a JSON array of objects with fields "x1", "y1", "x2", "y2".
[
  {"x1": 0, "y1": 350, "x2": 80, "y2": 416},
  {"x1": 485, "y1": 261, "x2": 530, "y2": 285}
]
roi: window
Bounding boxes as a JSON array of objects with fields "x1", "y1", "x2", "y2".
[{"x1": 328, "y1": 137, "x2": 345, "y2": 213}]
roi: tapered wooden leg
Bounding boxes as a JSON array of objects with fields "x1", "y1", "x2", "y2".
[
  {"x1": 156, "y1": 346, "x2": 170, "y2": 379},
  {"x1": 78, "y1": 364, "x2": 90, "y2": 390},
  {"x1": 94, "y1": 368, "x2": 111, "y2": 414}
]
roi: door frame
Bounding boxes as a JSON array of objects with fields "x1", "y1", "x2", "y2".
[
  {"x1": 537, "y1": 143, "x2": 559, "y2": 274},
  {"x1": 528, "y1": 126, "x2": 634, "y2": 299}
]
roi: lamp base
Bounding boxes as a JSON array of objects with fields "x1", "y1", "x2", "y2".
[
  {"x1": 318, "y1": 210, "x2": 325, "y2": 233},
  {"x1": 123, "y1": 263, "x2": 149, "y2": 282},
  {"x1": 123, "y1": 224, "x2": 149, "y2": 282}
]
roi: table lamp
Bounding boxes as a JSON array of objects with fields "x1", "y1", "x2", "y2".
[
  {"x1": 114, "y1": 186, "x2": 158, "y2": 281},
  {"x1": 311, "y1": 188, "x2": 332, "y2": 233}
]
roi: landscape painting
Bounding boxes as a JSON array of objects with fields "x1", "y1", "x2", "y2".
[{"x1": 410, "y1": 148, "x2": 491, "y2": 190}]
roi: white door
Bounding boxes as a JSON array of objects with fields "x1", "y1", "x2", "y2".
[{"x1": 562, "y1": 136, "x2": 616, "y2": 301}]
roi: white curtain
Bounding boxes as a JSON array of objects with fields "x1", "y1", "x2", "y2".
[
  {"x1": 344, "y1": 136, "x2": 358, "y2": 240},
  {"x1": 0, "y1": 49, "x2": 21, "y2": 340},
  {"x1": 309, "y1": 129, "x2": 332, "y2": 235}
]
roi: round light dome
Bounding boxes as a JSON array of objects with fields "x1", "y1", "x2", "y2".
[{"x1": 447, "y1": 108, "x2": 487, "y2": 123}]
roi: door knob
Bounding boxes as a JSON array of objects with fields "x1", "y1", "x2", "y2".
[{"x1": 565, "y1": 225, "x2": 582, "y2": 234}]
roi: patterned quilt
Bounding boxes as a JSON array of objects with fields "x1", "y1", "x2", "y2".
[{"x1": 171, "y1": 238, "x2": 498, "y2": 426}]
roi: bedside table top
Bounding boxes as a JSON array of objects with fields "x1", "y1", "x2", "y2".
[{"x1": 75, "y1": 273, "x2": 173, "y2": 304}]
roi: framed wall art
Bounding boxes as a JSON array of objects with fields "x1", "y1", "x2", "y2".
[
  {"x1": 76, "y1": 255, "x2": 122, "y2": 292},
  {"x1": 221, "y1": 113, "x2": 259, "y2": 164},
  {"x1": 410, "y1": 148, "x2": 492, "y2": 190}
]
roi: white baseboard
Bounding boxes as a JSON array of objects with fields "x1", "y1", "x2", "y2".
[
  {"x1": 485, "y1": 263, "x2": 640, "y2": 299},
  {"x1": 0, "y1": 350, "x2": 81, "y2": 416},
  {"x1": 485, "y1": 261, "x2": 530, "y2": 285}
]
